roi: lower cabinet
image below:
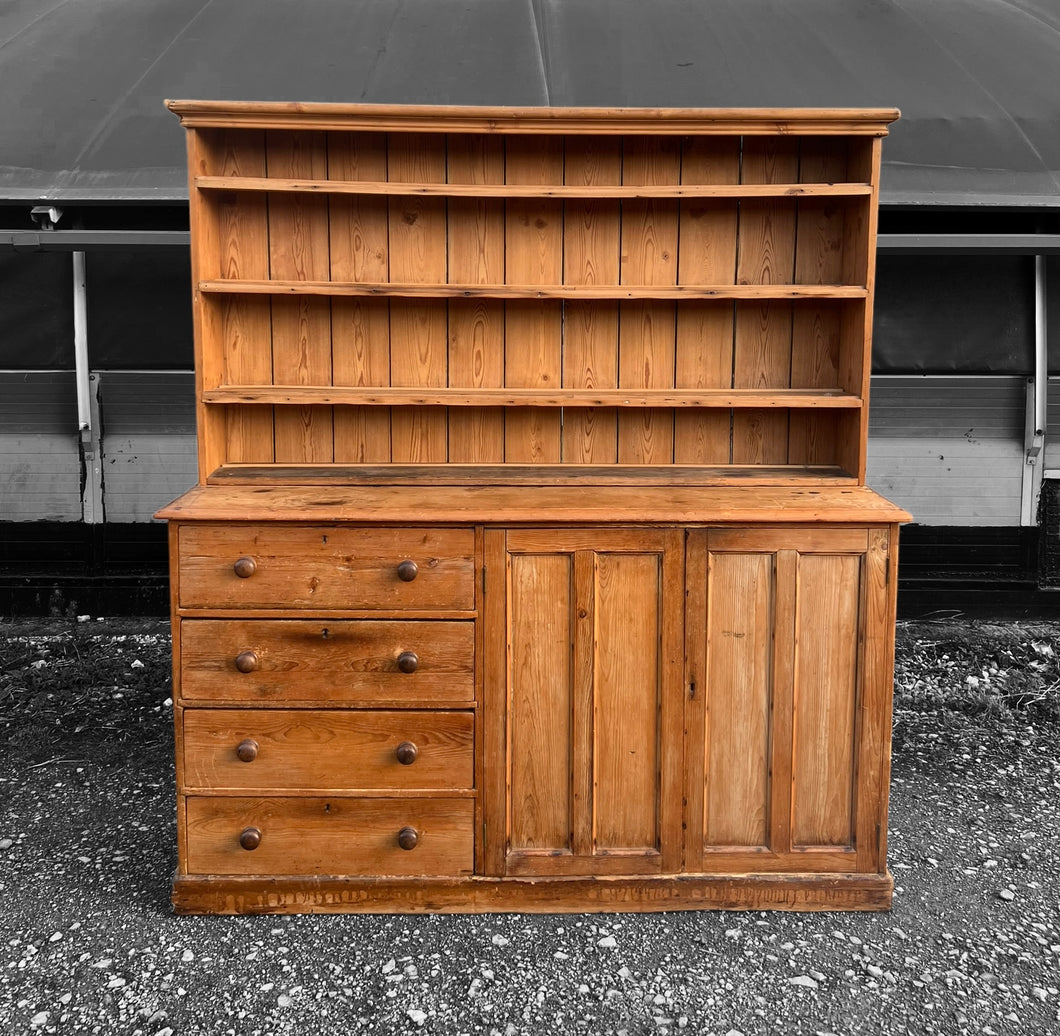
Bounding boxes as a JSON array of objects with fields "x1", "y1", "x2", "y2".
[{"x1": 170, "y1": 519, "x2": 898, "y2": 913}]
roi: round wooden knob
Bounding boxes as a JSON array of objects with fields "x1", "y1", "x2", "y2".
[
  {"x1": 397, "y1": 826, "x2": 419, "y2": 850},
  {"x1": 396, "y1": 650, "x2": 419, "y2": 674},
  {"x1": 396, "y1": 559, "x2": 418, "y2": 582},
  {"x1": 395, "y1": 741, "x2": 418, "y2": 765},
  {"x1": 235, "y1": 738, "x2": 258, "y2": 763},
  {"x1": 234, "y1": 650, "x2": 259, "y2": 674},
  {"x1": 233, "y1": 556, "x2": 257, "y2": 579},
  {"x1": 239, "y1": 827, "x2": 262, "y2": 851}
]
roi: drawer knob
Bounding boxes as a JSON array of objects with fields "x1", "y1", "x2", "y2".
[
  {"x1": 397, "y1": 826, "x2": 419, "y2": 851},
  {"x1": 239, "y1": 826, "x2": 262, "y2": 851},
  {"x1": 396, "y1": 559, "x2": 418, "y2": 582},
  {"x1": 233, "y1": 556, "x2": 257, "y2": 579},
  {"x1": 234, "y1": 650, "x2": 259, "y2": 674},
  {"x1": 396, "y1": 650, "x2": 419, "y2": 674},
  {"x1": 235, "y1": 738, "x2": 259, "y2": 763},
  {"x1": 395, "y1": 741, "x2": 419, "y2": 765}
]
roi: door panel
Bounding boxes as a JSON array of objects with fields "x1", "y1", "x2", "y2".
[
  {"x1": 493, "y1": 528, "x2": 682, "y2": 876},
  {"x1": 688, "y1": 526, "x2": 882, "y2": 873},
  {"x1": 507, "y1": 552, "x2": 573, "y2": 853},
  {"x1": 791, "y1": 552, "x2": 861, "y2": 848}
]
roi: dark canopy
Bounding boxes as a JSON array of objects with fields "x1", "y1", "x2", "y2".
[{"x1": 1, "y1": 0, "x2": 1058, "y2": 207}]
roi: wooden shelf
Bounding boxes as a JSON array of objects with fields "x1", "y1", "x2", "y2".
[
  {"x1": 194, "y1": 175, "x2": 873, "y2": 199},
  {"x1": 203, "y1": 386, "x2": 863, "y2": 409},
  {"x1": 205, "y1": 463, "x2": 858, "y2": 487},
  {"x1": 199, "y1": 280, "x2": 868, "y2": 301}
]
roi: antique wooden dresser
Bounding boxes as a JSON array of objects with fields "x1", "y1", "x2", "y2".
[{"x1": 158, "y1": 101, "x2": 908, "y2": 913}]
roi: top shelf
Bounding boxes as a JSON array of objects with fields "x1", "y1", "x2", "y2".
[{"x1": 194, "y1": 176, "x2": 874, "y2": 200}]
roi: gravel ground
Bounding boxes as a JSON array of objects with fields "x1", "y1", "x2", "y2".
[{"x1": 1, "y1": 617, "x2": 1059, "y2": 1036}]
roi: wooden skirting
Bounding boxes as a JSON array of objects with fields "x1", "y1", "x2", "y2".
[{"x1": 172, "y1": 871, "x2": 893, "y2": 915}]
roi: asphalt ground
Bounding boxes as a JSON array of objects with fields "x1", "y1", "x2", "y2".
[{"x1": 1, "y1": 617, "x2": 1058, "y2": 1036}]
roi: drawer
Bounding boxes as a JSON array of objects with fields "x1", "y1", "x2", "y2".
[
  {"x1": 177, "y1": 525, "x2": 475, "y2": 611},
  {"x1": 185, "y1": 796, "x2": 474, "y2": 876},
  {"x1": 179, "y1": 619, "x2": 474, "y2": 703},
  {"x1": 182, "y1": 709, "x2": 474, "y2": 792}
]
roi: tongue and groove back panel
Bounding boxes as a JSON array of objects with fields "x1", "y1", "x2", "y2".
[{"x1": 175, "y1": 105, "x2": 891, "y2": 484}]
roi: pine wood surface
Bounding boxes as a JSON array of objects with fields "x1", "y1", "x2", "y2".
[
  {"x1": 182, "y1": 709, "x2": 474, "y2": 792},
  {"x1": 170, "y1": 871, "x2": 894, "y2": 915},
  {"x1": 184, "y1": 796, "x2": 475, "y2": 876},
  {"x1": 165, "y1": 104, "x2": 902, "y2": 914},
  {"x1": 167, "y1": 101, "x2": 900, "y2": 136},
  {"x1": 176, "y1": 524, "x2": 476, "y2": 610},
  {"x1": 158, "y1": 485, "x2": 912, "y2": 524},
  {"x1": 178, "y1": 619, "x2": 475, "y2": 703}
]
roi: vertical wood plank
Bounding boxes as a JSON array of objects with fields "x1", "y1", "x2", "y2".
[
  {"x1": 329, "y1": 131, "x2": 392, "y2": 462},
  {"x1": 482, "y1": 529, "x2": 508, "y2": 875},
  {"x1": 507, "y1": 552, "x2": 573, "y2": 853},
  {"x1": 704, "y1": 549, "x2": 774, "y2": 848},
  {"x1": 186, "y1": 129, "x2": 228, "y2": 478},
  {"x1": 388, "y1": 132, "x2": 449, "y2": 462},
  {"x1": 571, "y1": 550, "x2": 596, "y2": 857},
  {"x1": 504, "y1": 136, "x2": 564, "y2": 462},
  {"x1": 789, "y1": 139, "x2": 848, "y2": 465},
  {"x1": 619, "y1": 137, "x2": 680, "y2": 464},
  {"x1": 675, "y1": 138, "x2": 739, "y2": 463},
  {"x1": 791, "y1": 552, "x2": 861, "y2": 847},
  {"x1": 838, "y1": 137, "x2": 884, "y2": 481},
  {"x1": 856, "y1": 526, "x2": 897, "y2": 873},
  {"x1": 593, "y1": 551, "x2": 662, "y2": 852},
  {"x1": 683, "y1": 530, "x2": 708, "y2": 870},
  {"x1": 215, "y1": 130, "x2": 274, "y2": 467},
  {"x1": 733, "y1": 138, "x2": 798, "y2": 464},
  {"x1": 562, "y1": 137, "x2": 621, "y2": 463},
  {"x1": 769, "y1": 548, "x2": 798, "y2": 856},
  {"x1": 266, "y1": 130, "x2": 334, "y2": 463},
  {"x1": 446, "y1": 135, "x2": 505, "y2": 462}
]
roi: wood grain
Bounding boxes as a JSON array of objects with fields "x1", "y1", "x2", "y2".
[
  {"x1": 446, "y1": 134, "x2": 505, "y2": 462},
  {"x1": 215, "y1": 130, "x2": 274, "y2": 465},
  {"x1": 388, "y1": 133, "x2": 449, "y2": 462},
  {"x1": 185, "y1": 796, "x2": 474, "y2": 876},
  {"x1": 328, "y1": 131, "x2": 392, "y2": 462},
  {"x1": 791, "y1": 551, "x2": 861, "y2": 847},
  {"x1": 734, "y1": 138, "x2": 798, "y2": 464},
  {"x1": 179, "y1": 619, "x2": 474, "y2": 703},
  {"x1": 562, "y1": 137, "x2": 621, "y2": 463},
  {"x1": 703, "y1": 550, "x2": 773, "y2": 849},
  {"x1": 675, "y1": 137, "x2": 739, "y2": 463},
  {"x1": 619, "y1": 137, "x2": 680, "y2": 464},
  {"x1": 177, "y1": 524, "x2": 475, "y2": 611},
  {"x1": 182, "y1": 709, "x2": 474, "y2": 791},
  {"x1": 507, "y1": 550, "x2": 572, "y2": 853},
  {"x1": 266, "y1": 130, "x2": 334, "y2": 462},
  {"x1": 504, "y1": 136, "x2": 564, "y2": 463}
]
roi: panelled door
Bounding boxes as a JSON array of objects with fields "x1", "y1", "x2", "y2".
[
  {"x1": 483, "y1": 528, "x2": 684, "y2": 877},
  {"x1": 685, "y1": 526, "x2": 895, "y2": 875}
]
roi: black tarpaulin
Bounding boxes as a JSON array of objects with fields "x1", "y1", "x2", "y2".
[{"x1": 0, "y1": 0, "x2": 1058, "y2": 206}]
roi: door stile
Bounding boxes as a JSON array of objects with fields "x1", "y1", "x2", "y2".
[
  {"x1": 769, "y1": 548, "x2": 798, "y2": 856},
  {"x1": 572, "y1": 549, "x2": 596, "y2": 858}
]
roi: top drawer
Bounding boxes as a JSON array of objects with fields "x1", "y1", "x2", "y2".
[{"x1": 178, "y1": 525, "x2": 476, "y2": 611}]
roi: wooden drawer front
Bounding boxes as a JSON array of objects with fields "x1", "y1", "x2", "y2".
[
  {"x1": 183, "y1": 709, "x2": 474, "y2": 792},
  {"x1": 179, "y1": 620, "x2": 474, "y2": 703},
  {"x1": 185, "y1": 797, "x2": 474, "y2": 876},
  {"x1": 178, "y1": 525, "x2": 476, "y2": 610}
]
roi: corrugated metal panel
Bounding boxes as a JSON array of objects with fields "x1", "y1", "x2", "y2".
[
  {"x1": 98, "y1": 372, "x2": 196, "y2": 521},
  {"x1": 866, "y1": 375, "x2": 1026, "y2": 526},
  {"x1": 0, "y1": 1, "x2": 1058, "y2": 206},
  {"x1": 1045, "y1": 376, "x2": 1060, "y2": 471},
  {"x1": 0, "y1": 372, "x2": 82, "y2": 520}
]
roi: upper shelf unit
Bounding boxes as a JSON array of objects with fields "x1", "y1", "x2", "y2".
[{"x1": 168, "y1": 102, "x2": 898, "y2": 485}]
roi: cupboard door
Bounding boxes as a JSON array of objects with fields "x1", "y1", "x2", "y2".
[
  {"x1": 484, "y1": 529, "x2": 683, "y2": 876},
  {"x1": 686, "y1": 527, "x2": 895, "y2": 874}
]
